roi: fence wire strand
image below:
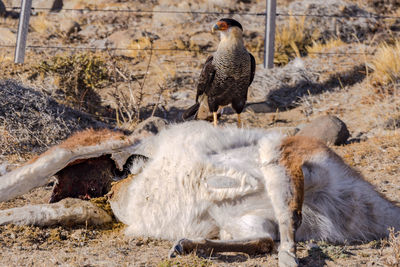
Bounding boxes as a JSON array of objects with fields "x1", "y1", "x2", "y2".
[
  {"x1": 5, "y1": 6, "x2": 400, "y2": 19},
  {"x1": 0, "y1": 4, "x2": 390, "y2": 59},
  {"x1": 0, "y1": 44, "x2": 375, "y2": 57}
]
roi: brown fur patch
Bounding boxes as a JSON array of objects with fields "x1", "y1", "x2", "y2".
[
  {"x1": 27, "y1": 129, "x2": 126, "y2": 165},
  {"x1": 279, "y1": 136, "x2": 330, "y2": 216},
  {"x1": 58, "y1": 128, "x2": 126, "y2": 150},
  {"x1": 110, "y1": 175, "x2": 134, "y2": 202}
]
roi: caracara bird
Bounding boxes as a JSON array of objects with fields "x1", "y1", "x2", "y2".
[{"x1": 182, "y1": 18, "x2": 256, "y2": 127}]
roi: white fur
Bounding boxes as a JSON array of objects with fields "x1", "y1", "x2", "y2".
[
  {"x1": 109, "y1": 122, "x2": 400, "y2": 243},
  {"x1": 298, "y1": 152, "x2": 400, "y2": 242},
  {"x1": 0, "y1": 121, "x2": 399, "y2": 252}
]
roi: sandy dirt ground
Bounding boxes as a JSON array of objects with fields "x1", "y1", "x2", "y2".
[{"x1": 0, "y1": 0, "x2": 400, "y2": 266}]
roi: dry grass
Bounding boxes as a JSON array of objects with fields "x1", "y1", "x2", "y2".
[
  {"x1": 158, "y1": 256, "x2": 212, "y2": 267},
  {"x1": 274, "y1": 15, "x2": 320, "y2": 65},
  {"x1": 369, "y1": 39, "x2": 400, "y2": 86},
  {"x1": 307, "y1": 38, "x2": 345, "y2": 58},
  {"x1": 338, "y1": 134, "x2": 400, "y2": 169},
  {"x1": 383, "y1": 228, "x2": 400, "y2": 266},
  {"x1": 1, "y1": 1, "x2": 400, "y2": 265}
]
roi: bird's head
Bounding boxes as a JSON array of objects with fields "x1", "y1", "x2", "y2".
[{"x1": 212, "y1": 18, "x2": 243, "y2": 41}]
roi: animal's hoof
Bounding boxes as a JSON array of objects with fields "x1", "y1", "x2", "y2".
[
  {"x1": 278, "y1": 250, "x2": 299, "y2": 267},
  {"x1": 168, "y1": 238, "x2": 188, "y2": 258}
]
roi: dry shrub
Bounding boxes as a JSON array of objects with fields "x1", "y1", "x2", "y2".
[
  {"x1": 275, "y1": 15, "x2": 320, "y2": 65},
  {"x1": 107, "y1": 50, "x2": 171, "y2": 129},
  {"x1": 369, "y1": 39, "x2": 400, "y2": 87},
  {"x1": 307, "y1": 38, "x2": 345, "y2": 58},
  {"x1": 37, "y1": 53, "x2": 110, "y2": 113},
  {"x1": 384, "y1": 228, "x2": 400, "y2": 266},
  {"x1": 246, "y1": 35, "x2": 264, "y2": 64},
  {"x1": 0, "y1": 80, "x2": 108, "y2": 155}
]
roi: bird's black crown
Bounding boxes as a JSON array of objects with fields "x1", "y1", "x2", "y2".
[{"x1": 219, "y1": 18, "x2": 243, "y2": 31}]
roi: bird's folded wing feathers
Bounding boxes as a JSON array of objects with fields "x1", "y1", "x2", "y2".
[
  {"x1": 196, "y1": 55, "x2": 215, "y2": 101},
  {"x1": 249, "y1": 53, "x2": 256, "y2": 86}
]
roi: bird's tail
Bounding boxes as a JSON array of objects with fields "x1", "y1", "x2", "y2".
[{"x1": 182, "y1": 102, "x2": 200, "y2": 121}]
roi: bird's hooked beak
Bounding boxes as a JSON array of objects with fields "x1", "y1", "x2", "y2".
[
  {"x1": 211, "y1": 24, "x2": 219, "y2": 33},
  {"x1": 211, "y1": 21, "x2": 228, "y2": 33}
]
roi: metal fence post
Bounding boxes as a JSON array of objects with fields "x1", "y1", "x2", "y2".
[
  {"x1": 264, "y1": 0, "x2": 276, "y2": 69},
  {"x1": 14, "y1": 0, "x2": 32, "y2": 63}
]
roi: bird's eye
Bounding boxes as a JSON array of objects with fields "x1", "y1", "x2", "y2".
[
  {"x1": 217, "y1": 21, "x2": 229, "y2": 31},
  {"x1": 221, "y1": 22, "x2": 229, "y2": 30}
]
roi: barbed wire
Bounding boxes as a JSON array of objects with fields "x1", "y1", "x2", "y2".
[
  {"x1": 0, "y1": 5, "x2": 384, "y2": 61},
  {"x1": 0, "y1": 44, "x2": 214, "y2": 53},
  {"x1": 5, "y1": 6, "x2": 400, "y2": 20},
  {"x1": 10, "y1": 7, "x2": 266, "y2": 16},
  {"x1": 0, "y1": 44, "x2": 375, "y2": 56}
]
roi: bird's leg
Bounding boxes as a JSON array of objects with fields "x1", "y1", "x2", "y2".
[
  {"x1": 237, "y1": 113, "x2": 242, "y2": 128},
  {"x1": 213, "y1": 112, "x2": 218, "y2": 126},
  {"x1": 169, "y1": 237, "x2": 274, "y2": 258}
]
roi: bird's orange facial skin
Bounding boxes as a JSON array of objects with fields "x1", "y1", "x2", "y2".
[{"x1": 212, "y1": 21, "x2": 229, "y2": 32}]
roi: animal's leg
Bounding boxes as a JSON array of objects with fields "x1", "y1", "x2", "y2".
[
  {"x1": 169, "y1": 237, "x2": 274, "y2": 258},
  {"x1": 170, "y1": 212, "x2": 276, "y2": 258},
  {"x1": 237, "y1": 113, "x2": 242, "y2": 128},
  {"x1": 0, "y1": 198, "x2": 112, "y2": 226},
  {"x1": 213, "y1": 112, "x2": 218, "y2": 126},
  {"x1": 232, "y1": 98, "x2": 245, "y2": 128},
  {"x1": 259, "y1": 138, "x2": 304, "y2": 267}
]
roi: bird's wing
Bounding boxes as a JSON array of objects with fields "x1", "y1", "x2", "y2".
[
  {"x1": 196, "y1": 55, "x2": 216, "y2": 102},
  {"x1": 0, "y1": 129, "x2": 149, "y2": 202},
  {"x1": 249, "y1": 53, "x2": 256, "y2": 86}
]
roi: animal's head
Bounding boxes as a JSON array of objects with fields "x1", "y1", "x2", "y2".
[{"x1": 212, "y1": 18, "x2": 243, "y2": 40}]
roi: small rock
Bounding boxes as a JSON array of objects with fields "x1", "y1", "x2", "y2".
[
  {"x1": 106, "y1": 29, "x2": 144, "y2": 57},
  {"x1": 0, "y1": 162, "x2": 9, "y2": 175},
  {"x1": 296, "y1": 115, "x2": 350, "y2": 145},
  {"x1": 59, "y1": 20, "x2": 80, "y2": 36},
  {"x1": 384, "y1": 116, "x2": 400, "y2": 130},
  {"x1": 134, "y1": 117, "x2": 168, "y2": 135},
  {"x1": 0, "y1": 28, "x2": 16, "y2": 45},
  {"x1": 348, "y1": 131, "x2": 368, "y2": 143},
  {"x1": 78, "y1": 25, "x2": 98, "y2": 39},
  {"x1": 107, "y1": 29, "x2": 134, "y2": 48},
  {"x1": 306, "y1": 242, "x2": 319, "y2": 250},
  {"x1": 246, "y1": 102, "x2": 275, "y2": 113},
  {"x1": 89, "y1": 39, "x2": 108, "y2": 49},
  {"x1": 70, "y1": 229, "x2": 84, "y2": 241},
  {"x1": 189, "y1": 32, "x2": 216, "y2": 49}
]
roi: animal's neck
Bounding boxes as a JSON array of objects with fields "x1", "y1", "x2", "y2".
[{"x1": 217, "y1": 28, "x2": 245, "y2": 53}]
